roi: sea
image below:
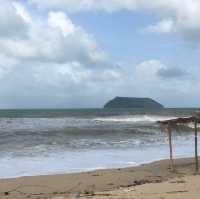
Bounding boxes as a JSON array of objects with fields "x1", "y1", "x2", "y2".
[{"x1": 0, "y1": 108, "x2": 199, "y2": 179}]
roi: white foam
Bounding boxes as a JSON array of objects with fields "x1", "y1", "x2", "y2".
[
  {"x1": 0, "y1": 138, "x2": 197, "y2": 179},
  {"x1": 94, "y1": 115, "x2": 177, "y2": 123},
  {"x1": 0, "y1": 113, "x2": 197, "y2": 179}
]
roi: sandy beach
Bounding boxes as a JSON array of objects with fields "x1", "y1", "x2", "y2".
[{"x1": 0, "y1": 157, "x2": 199, "y2": 199}]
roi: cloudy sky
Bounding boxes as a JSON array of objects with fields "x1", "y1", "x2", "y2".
[{"x1": 1, "y1": 0, "x2": 200, "y2": 108}]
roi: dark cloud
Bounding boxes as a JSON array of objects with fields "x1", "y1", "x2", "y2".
[{"x1": 157, "y1": 67, "x2": 188, "y2": 79}]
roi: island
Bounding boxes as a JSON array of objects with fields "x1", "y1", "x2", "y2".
[{"x1": 104, "y1": 97, "x2": 164, "y2": 109}]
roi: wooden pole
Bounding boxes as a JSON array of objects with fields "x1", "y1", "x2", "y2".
[
  {"x1": 194, "y1": 120, "x2": 199, "y2": 172},
  {"x1": 167, "y1": 124, "x2": 174, "y2": 171}
]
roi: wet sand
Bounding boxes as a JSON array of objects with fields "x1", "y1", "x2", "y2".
[{"x1": 0, "y1": 157, "x2": 199, "y2": 199}]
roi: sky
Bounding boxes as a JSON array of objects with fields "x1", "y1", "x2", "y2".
[{"x1": 1, "y1": 0, "x2": 200, "y2": 108}]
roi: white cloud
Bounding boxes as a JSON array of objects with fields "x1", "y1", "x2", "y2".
[
  {"x1": 28, "y1": 0, "x2": 200, "y2": 43},
  {"x1": 125, "y1": 60, "x2": 197, "y2": 106},
  {"x1": 13, "y1": 2, "x2": 32, "y2": 23},
  {"x1": 48, "y1": 11, "x2": 75, "y2": 36},
  {"x1": 0, "y1": 3, "x2": 107, "y2": 65},
  {"x1": 0, "y1": 0, "x2": 200, "y2": 108},
  {"x1": 146, "y1": 19, "x2": 174, "y2": 33},
  {"x1": 0, "y1": 1, "x2": 28, "y2": 38},
  {"x1": 0, "y1": 1, "x2": 122, "y2": 108}
]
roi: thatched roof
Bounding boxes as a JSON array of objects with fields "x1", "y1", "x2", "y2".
[
  {"x1": 157, "y1": 112, "x2": 200, "y2": 172},
  {"x1": 158, "y1": 112, "x2": 200, "y2": 125}
]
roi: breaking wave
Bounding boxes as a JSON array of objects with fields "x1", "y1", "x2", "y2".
[{"x1": 94, "y1": 115, "x2": 177, "y2": 123}]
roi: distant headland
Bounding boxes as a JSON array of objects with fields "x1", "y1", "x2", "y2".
[{"x1": 104, "y1": 97, "x2": 164, "y2": 109}]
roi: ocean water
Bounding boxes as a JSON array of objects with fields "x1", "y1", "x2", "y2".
[{"x1": 0, "y1": 108, "x2": 199, "y2": 178}]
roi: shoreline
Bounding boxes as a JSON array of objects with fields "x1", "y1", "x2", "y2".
[
  {"x1": 0, "y1": 155, "x2": 194, "y2": 180},
  {"x1": 0, "y1": 156, "x2": 170, "y2": 180},
  {"x1": 0, "y1": 157, "x2": 199, "y2": 198}
]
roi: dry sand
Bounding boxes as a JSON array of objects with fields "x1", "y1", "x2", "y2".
[{"x1": 0, "y1": 157, "x2": 199, "y2": 199}]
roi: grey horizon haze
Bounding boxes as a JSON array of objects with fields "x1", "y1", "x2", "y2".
[{"x1": 1, "y1": 0, "x2": 200, "y2": 108}]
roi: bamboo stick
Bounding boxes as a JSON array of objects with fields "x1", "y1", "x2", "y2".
[
  {"x1": 167, "y1": 124, "x2": 174, "y2": 171},
  {"x1": 195, "y1": 120, "x2": 198, "y2": 172}
]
